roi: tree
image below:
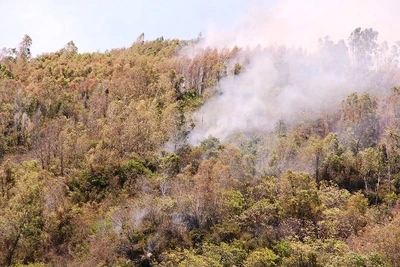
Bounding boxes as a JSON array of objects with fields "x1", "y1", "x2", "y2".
[
  {"x1": 339, "y1": 92, "x2": 379, "y2": 154},
  {"x1": 339, "y1": 192, "x2": 368, "y2": 236},
  {"x1": 202, "y1": 241, "x2": 247, "y2": 267},
  {"x1": 134, "y1": 32, "x2": 145, "y2": 45},
  {"x1": 18, "y1": 34, "x2": 33, "y2": 60},
  {"x1": 382, "y1": 129, "x2": 400, "y2": 193},
  {"x1": 358, "y1": 148, "x2": 379, "y2": 192},
  {"x1": 244, "y1": 248, "x2": 279, "y2": 267},
  {"x1": 278, "y1": 171, "x2": 322, "y2": 224},
  {"x1": 61, "y1": 41, "x2": 78, "y2": 55},
  {"x1": 318, "y1": 36, "x2": 350, "y2": 74},
  {"x1": 0, "y1": 161, "x2": 45, "y2": 266},
  {"x1": 240, "y1": 199, "x2": 281, "y2": 245},
  {"x1": 348, "y1": 28, "x2": 378, "y2": 70},
  {"x1": 159, "y1": 249, "x2": 221, "y2": 267}
]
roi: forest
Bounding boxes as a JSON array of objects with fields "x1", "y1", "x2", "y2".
[{"x1": 0, "y1": 28, "x2": 400, "y2": 266}]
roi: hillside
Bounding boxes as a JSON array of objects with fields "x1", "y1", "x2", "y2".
[{"x1": 1, "y1": 31, "x2": 400, "y2": 266}]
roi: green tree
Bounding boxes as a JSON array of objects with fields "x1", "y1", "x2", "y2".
[
  {"x1": 340, "y1": 92, "x2": 379, "y2": 154},
  {"x1": 244, "y1": 248, "x2": 279, "y2": 267},
  {"x1": 279, "y1": 171, "x2": 322, "y2": 223},
  {"x1": 0, "y1": 161, "x2": 44, "y2": 266}
]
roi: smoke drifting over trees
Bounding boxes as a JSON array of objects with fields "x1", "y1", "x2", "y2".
[
  {"x1": 188, "y1": 0, "x2": 400, "y2": 144},
  {"x1": 1, "y1": 1, "x2": 400, "y2": 266}
]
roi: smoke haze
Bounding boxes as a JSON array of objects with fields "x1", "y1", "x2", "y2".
[
  {"x1": 203, "y1": 0, "x2": 400, "y2": 51},
  {"x1": 187, "y1": 0, "x2": 400, "y2": 144}
]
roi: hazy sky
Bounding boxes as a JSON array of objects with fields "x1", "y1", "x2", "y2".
[{"x1": 0, "y1": 0, "x2": 273, "y2": 56}]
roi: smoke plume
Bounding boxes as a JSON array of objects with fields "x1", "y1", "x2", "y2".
[{"x1": 188, "y1": 0, "x2": 400, "y2": 144}]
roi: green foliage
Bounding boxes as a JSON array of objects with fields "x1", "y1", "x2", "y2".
[
  {"x1": 233, "y1": 63, "x2": 243, "y2": 75},
  {"x1": 220, "y1": 189, "x2": 245, "y2": 216},
  {"x1": 121, "y1": 159, "x2": 153, "y2": 177},
  {"x1": 180, "y1": 90, "x2": 204, "y2": 111},
  {"x1": 0, "y1": 64, "x2": 14, "y2": 79},
  {"x1": 0, "y1": 161, "x2": 46, "y2": 266},
  {"x1": 278, "y1": 239, "x2": 351, "y2": 267},
  {"x1": 0, "y1": 33, "x2": 400, "y2": 267},
  {"x1": 244, "y1": 248, "x2": 279, "y2": 267},
  {"x1": 240, "y1": 137, "x2": 260, "y2": 156},
  {"x1": 12, "y1": 263, "x2": 46, "y2": 267},
  {"x1": 160, "y1": 249, "x2": 221, "y2": 267},
  {"x1": 157, "y1": 152, "x2": 180, "y2": 177},
  {"x1": 279, "y1": 171, "x2": 322, "y2": 222},
  {"x1": 328, "y1": 252, "x2": 388, "y2": 267},
  {"x1": 200, "y1": 136, "x2": 222, "y2": 158},
  {"x1": 240, "y1": 199, "x2": 282, "y2": 243},
  {"x1": 202, "y1": 241, "x2": 248, "y2": 267}
]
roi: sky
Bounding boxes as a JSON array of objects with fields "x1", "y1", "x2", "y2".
[
  {"x1": 1, "y1": 0, "x2": 398, "y2": 56},
  {"x1": 0, "y1": 0, "x2": 273, "y2": 56},
  {"x1": 201, "y1": 0, "x2": 400, "y2": 52}
]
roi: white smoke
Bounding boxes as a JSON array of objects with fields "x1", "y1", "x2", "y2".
[
  {"x1": 202, "y1": 0, "x2": 400, "y2": 52},
  {"x1": 187, "y1": 0, "x2": 400, "y2": 144}
]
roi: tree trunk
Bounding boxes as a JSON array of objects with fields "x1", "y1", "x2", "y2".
[
  {"x1": 376, "y1": 175, "x2": 381, "y2": 205},
  {"x1": 6, "y1": 232, "x2": 21, "y2": 266}
]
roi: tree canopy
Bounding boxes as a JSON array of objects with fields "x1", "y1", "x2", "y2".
[{"x1": 1, "y1": 30, "x2": 400, "y2": 266}]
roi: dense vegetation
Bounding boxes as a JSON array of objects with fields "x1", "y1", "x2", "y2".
[{"x1": 1, "y1": 30, "x2": 400, "y2": 266}]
